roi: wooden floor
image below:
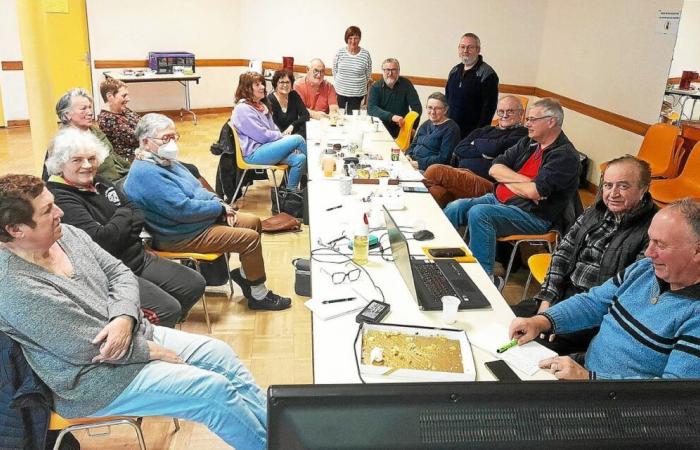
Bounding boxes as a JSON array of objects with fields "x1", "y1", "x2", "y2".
[{"x1": 0, "y1": 113, "x2": 593, "y2": 449}]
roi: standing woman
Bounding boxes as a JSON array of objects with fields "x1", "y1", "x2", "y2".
[
  {"x1": 267, "y1": 70, "x2": 310, "y2": 139},
  {"x1": 231, "y1": 71, "x2": 307, "y2": 190},
  {"x1": 332, "y1": 25, "x2": 372, "y2": 113}
]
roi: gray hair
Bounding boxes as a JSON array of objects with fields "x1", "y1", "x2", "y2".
[
  {"x1": 381, "y1": 58, "x2": 400, "y2": 69},
  {"x1": 666, "y1": 198, "x2": 700, "y2": 240},
  {"x1": 308, "y1": 58, "x2": 325, "y2": 69},
  {"x1": 427, "y1": 92, "x2": 448, "y2": 110},
  {"x1": 531, "y1": 97, "x2": 564, "y2": 127},
  {"x1": 461, "y1": 32, "x2": 481, "y2": 48},
  {"x1": 55, "y1": 88, "x2": 93, "y2": 125},
  {"x1": 499, "y1": 95, "x2": 524, "y2": 111},
  {"x1": 135, "y1": 113, "x2": 175, "y2": 149},
  {"x1": 45, "y1": 127, "x2": 109, "y2": 176}
]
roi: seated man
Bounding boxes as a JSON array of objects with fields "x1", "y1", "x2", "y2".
[
  {"x1": 423, "y1": 95, "x2": 528, "y2": 207},
  {"x1": 444, "y1": 98, "x2": 580, "y2": 282},
  {"x1": 367, "y1": 58, "x2": 422, "y2": 138},
  {"x1": 294, "y1": 58, "x2": 339, "y2": 120},
  {"x1": 512, "y1": 155, "x2": 658, "y2": 354},
  {"x1": 509, "y1": 198, "x2": 700, "y2": 380},
  {"x1": 124, "y1": 113, "x2": 291, "y2": 311},
  {"x1": 0, "y1": 174, "x2": 267, "y2": 449}
]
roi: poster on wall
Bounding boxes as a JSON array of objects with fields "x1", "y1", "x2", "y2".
[{"x1": 656, "y1": 10, "x2": 680, "y2": 35}]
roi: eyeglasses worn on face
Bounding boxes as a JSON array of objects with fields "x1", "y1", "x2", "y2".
[
  {"x1": 525, "y1": 115, "x2": 553, "y2": 123},
  {"x1": 496, "y1": 109, "x2": 521, "y2": 117},
  {"x1": 150, "y1": 133, "x2": 180, "y2": 144},
  {"x1": 382, "y1": 68, "x2": 398, "y2": 73},
  {"x1": 458, "y1": 45, "x2": 478, "y2": 51},
  {"x1": 277, "y1": 80, "x2": 291, "y2": 85},
  {"x1": 312, "y1": 69, "x2": 325, "y2": 75}
]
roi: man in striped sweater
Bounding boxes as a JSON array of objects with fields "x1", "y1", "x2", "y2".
[{"x1": 509, "y1": 198, "x2": 700, "y2": 380}]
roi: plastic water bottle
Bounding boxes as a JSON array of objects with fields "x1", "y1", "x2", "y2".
[{"x1": 352, "y1": 213, "x2": 369, "y2": 265}]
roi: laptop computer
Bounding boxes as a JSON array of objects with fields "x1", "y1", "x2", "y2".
[{"x1": 383, "y1": 206, "x2": 491, "y2": 311}]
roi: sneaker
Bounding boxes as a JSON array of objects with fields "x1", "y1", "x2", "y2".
[
  {"x1": 248, "y1": 291, "x2": 292, "y2": 311},
  {"x1": 493, "y1": 275, "x2": 505, "y2": 292},
  {"x1": 230, "y1": 268, "x2": 252, "y2": 300}
]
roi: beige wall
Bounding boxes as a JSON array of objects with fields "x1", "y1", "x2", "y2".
[
  {"x1": 0, "y1": 0, "x2": 29, "y2": 122},
  {"x1": 536, "y1": 0, "x2": 681, "y2": 181},
  {"x1": 669, "y1": 0, "x2": 700, "y2": 78}
]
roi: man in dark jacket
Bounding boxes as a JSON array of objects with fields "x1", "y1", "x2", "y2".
[
  {"x1": 444, "y1": 98, "x2": 580, "y2": 282},
  {"x1": 423, "y1": 95, "x2": 528, "y2": 207},
  {"x1": 512, "y1": 155, "x2": 657, "y2": 354},
  {"x1": 367, "y1": 58, "x2": 422, "y2": 138},
  {"x1": 445, "y1": 32, "x2": 499, "y2": 138}
]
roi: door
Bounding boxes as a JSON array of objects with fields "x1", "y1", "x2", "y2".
[{"x1": 44, "y1": 0, "x2": 92, "y2": 100}]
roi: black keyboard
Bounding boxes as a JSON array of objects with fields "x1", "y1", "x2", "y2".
[{"x1": 413, "y1": 262, "x2": 456, "y2": 298}]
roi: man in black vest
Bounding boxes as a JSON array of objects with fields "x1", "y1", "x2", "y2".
[{"x1": 512, "y1": 155, "x2": 658, "y2": 354}]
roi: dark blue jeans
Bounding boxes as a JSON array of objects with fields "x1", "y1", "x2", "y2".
[{"x1": 444, "y1": 193, "x2": 551, "y2": 275}]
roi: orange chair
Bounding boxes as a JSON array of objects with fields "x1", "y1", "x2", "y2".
[
  {"x1": 650, "y1": 141, "x2": 700, "y2": 205},
  {"x1": 49, "y1": 411, "x2": 180, "y2": 450},
  {"x1": 522, "y1": 253, "x2": 552, "y2": 301},
  {"x1": 635, "y1": 123, "x2": 681, "y2": 178},
  {"x1": 496, "y1": 231, "x2": 559, "y2": 292},
  {"x1": 395, "y1": 111, "x2": 420, "y2": 151},
  {"x1": 491, "y1": 95, "x2": 529, "y2": 125}
]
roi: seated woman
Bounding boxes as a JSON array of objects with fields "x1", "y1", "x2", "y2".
[
  {"x1": 45, "y1": 127, "x2": 205, "y2": 327},
  {"x1": 231, "y1": 71, "x2": 307, "y2": 190},
  {"x1": 124, "y1": 113, "x2": 291, "y2": 311},
  {"x1": 96, "y1": 79, "x2": 213, "y2": 191},
  {"x1": 46, "y1": 87, "x2": 130, "y2": 182},
  {"x1": 0, "y1": 174, "x2": 267, "y2": 449},
  {"x1": 406, "y1": 92, "x2": 461, "y2": 171},
  {"x1": 267, "y1": 70, "x2": 310, "y2": 139}
]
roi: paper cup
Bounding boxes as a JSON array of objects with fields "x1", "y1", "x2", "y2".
[
  {"x1": 441, "y1": 296, "x2": 461, "y2": 324},
  {"x1": 339, "y1": 176, "x2": 352, "y2": 195}
]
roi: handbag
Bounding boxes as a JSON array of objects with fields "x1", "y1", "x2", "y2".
[
  {"x1": 270, "y1": 187, "x2": 306, "y2": 219},
  {"x1": 261, "y1": 212, "x2": 302, "y2": 233}
]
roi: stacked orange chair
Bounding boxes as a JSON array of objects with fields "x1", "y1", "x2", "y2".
[{"x1": 650, "y1": 141, "x2": 700, "y2": 205}]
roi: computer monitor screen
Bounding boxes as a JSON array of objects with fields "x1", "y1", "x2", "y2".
[{"x1": 268, "y1": 381, "x2": 700, "y2": 449}]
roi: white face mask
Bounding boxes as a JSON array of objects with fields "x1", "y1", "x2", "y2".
[{"x1": 157, "y1": 140, "x2": 179, "y2": 160}]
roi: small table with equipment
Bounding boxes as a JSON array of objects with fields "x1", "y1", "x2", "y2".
[{"x1": 103, "y1": 71, "x2": 201, "y2": 124}]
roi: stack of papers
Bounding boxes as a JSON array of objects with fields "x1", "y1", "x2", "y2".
[{"x1": 468, "y1": 323, "x2": 557, "y2": 376}]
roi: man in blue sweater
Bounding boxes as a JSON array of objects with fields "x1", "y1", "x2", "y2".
[{"x1": 509, "y1": 198, "x2": 700, "y2": 380}]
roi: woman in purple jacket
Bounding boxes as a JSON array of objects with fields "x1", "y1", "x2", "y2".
[{"x1": 230, "y1": 71, "x2": 307, "y2": 190}]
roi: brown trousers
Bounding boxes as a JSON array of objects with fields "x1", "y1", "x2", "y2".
[
  {"x1": 157, "y1": 212, "x2": 266, "y2": 284},
  {"x1": 423, "y1": 164, "x2": 494, "y2": 208}
]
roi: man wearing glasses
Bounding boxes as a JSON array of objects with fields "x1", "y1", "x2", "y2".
[
  {"x1": 445, "y1": 33, "x2": 499, "y2": 139},
  {"x1": 444, "y1": 98, "x2": 581, "y2": 287},
  {"x1": 367, "y1": 58, "x2": 422, "y2": 138},
  {"x1": 295, "y1": 58, "x2": 339, "y2": 120},
  {"x1": 423, "y1": 95, "x2": 528, "y2": 207}
]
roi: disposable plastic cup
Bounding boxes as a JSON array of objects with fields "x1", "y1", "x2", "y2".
[
  {"x1": 339, "y1": 176, "x2": 353, "y2": 195},
  {"x1": 441, "y1": 296, "x2": 460, "y2": 324}
]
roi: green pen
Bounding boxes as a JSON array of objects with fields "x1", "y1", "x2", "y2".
[{"x1": 496, "y1": 338, "x2": 519, "y2": 354}]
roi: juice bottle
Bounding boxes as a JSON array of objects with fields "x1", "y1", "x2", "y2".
[{"x1": 352, "y1": 213, "x2": 369, "y2": 265}]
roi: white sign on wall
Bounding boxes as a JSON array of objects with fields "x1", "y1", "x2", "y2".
[{"x1": 656, "y1": 10, "x2": 681, "y2": 35}]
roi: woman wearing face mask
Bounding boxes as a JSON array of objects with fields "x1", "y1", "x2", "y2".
[
  {"x1": 125, "y1": 113, "x2": 291, "y2": 311},
  {"x1": 231, "y1": 71, "x2": 307, "y2": 190},
  {"x1": 266, "y1": 70, "x2": 310, "y2": 139},
  {"x1": 45, "y1": 127, "x2": 205, "y2": 327}
]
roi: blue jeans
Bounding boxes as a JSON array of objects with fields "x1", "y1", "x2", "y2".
[
  {"x1": 245, "y1": 134, "x2": 307, "y2": 189},
  {"x1": 90, "y1": 327, "x2": 267, "y2": 450},
  {"x1": 444, "y1": 194, "x2": 551, "y2": 275}
]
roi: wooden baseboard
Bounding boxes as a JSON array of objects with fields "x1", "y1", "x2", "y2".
[
  {"x1": 138, "y1": 106, "x2": 231, "y2": 117},
  {"x1": 1, "y1": 61, "x2": 23, "y2": 71},
  {"x1": 6, "y1": 120, "x2": 30, "y2": 128}
]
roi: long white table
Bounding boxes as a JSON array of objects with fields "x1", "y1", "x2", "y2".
[
  {"x1": 305, "y1": 117, "x2": 554, "y2": 383},
  {"x1": 103, "y1": 71, "x2": 200, "y2": 124}
]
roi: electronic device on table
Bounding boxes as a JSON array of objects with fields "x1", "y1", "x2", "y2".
[
  {"x1": 383, "y1": 206, "x2": 490, "y2": 311},
  {"x1": 267, "y1": 380, "x2": 700, "y2": 449},
  {"x1": 485, "y1": 360, "x2": 521, "y2": 381},
  {"x1": 402, "y1": 185, "x2": 429, "y2": 193},
  {"x1": 148, "y1": 52, "x2": 195, "y2": 74}
]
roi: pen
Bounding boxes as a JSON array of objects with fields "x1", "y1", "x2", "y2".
[
  {"x1": 326, "y1": 205, "x2": 342, "y2": 211},
  {"x1": 496, "y1": 338, "x2": 519, "y2": 354},
  {"x1": 322, "y1": 297, "x2": 356, "y2": 304}
]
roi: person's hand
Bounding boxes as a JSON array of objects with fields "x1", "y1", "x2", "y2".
[
  {"x1": 508, "y1": 315, "x2": 551, "y2": 345},
  {"x1": 392, "y1": 115, "x2": 405, "y2": 127},
  {"x1": 410, "y1": 160, "x2": 419, "y2": 170},
  {"x1": 221, "y1": 203, "x2": 236, "y2": 227},
  {"x1": 539, "y1": 356, "x2": 588, "y2": 380},
  {"x1": 283, "y1": 125, "x2": 293, "y2": 136},
  {"x1": 91, "y1": 316, "x2": 134, "y2": 363},
  {"x1": 147, "y1": 341, "x2": 185, "y2": 364}
]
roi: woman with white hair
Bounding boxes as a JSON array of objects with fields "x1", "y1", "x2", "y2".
[
  {"x1": 45, "y1": 127, "x2": 206, "y2": 327},
  {"x1": 50, "y1": 87, "x2": 130, "y2": 182},
  {"x1": 125, "y1": 113, "x2": 291, "y2": 311}
]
